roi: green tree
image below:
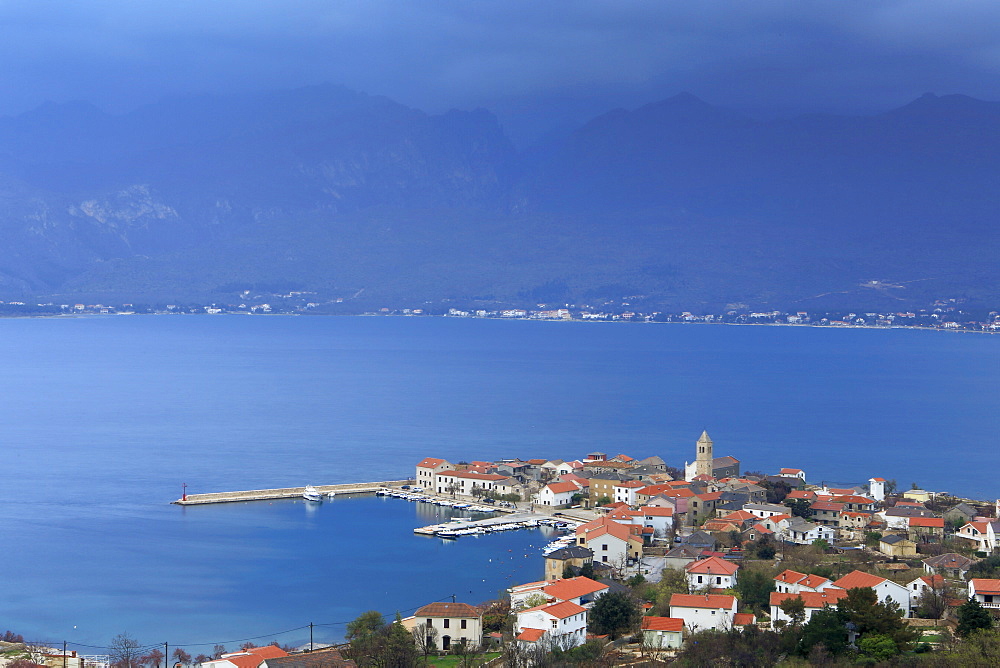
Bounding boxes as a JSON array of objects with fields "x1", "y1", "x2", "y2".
[
  {"x1": 588, "y1": 591, "x2": 640, "y2": 639},
  {"x1": 785, "y1": 499, "x2": 813, "y2": 519},
  {"x1": 347, "y1": 611, "x2": 387, "y2": 640},
  {"x1": 651, "y1": 568, "x2": 689, "y2": 616},
  {"x1": 734, "y1": 568, "x2": 775, "y2": 614},
  {"x1": 859, "y1": 633, "x2": 897, "y2": 661},
  {"x1": 836, "y1": 587, "x2": 920, "y2": 651},
  {"x1": 597, "y1": 495, "x2": 612, "y2": 506},
  {"x1": 778, "y1": 597, "x2": 806, "y2": 628},
  {"x1": 578, "y1": 561, "x2": 595, "y2": 579},
  {"x1": 956, "y1": 596, "x2": 994, "y2": 637},
  {"x1": 798, "y1": 606, "x2": 848, "y2": 656},
  {"x1": 382, "y1": 615, "x2": 417, "y2": 668}
]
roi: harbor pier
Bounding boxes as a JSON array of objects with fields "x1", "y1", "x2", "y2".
[{"x1": 173, "y1": 479, "x2": 412, "y2": 505}]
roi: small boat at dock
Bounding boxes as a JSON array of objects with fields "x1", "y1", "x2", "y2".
[{"x1": 302, "y1": 485, "x2": 323, "y2": 502}]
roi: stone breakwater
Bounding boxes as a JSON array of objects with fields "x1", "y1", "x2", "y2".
[{"x1": 173, "y1": 480, "x2": 412, "y2": 505}]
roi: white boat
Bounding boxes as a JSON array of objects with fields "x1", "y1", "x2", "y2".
[
  {"x1": 326, "y1": 491, "x2": 337, "y2": 499},
  {"x1": 302, "y1": 485, "x2": 323, "y2": 502}
]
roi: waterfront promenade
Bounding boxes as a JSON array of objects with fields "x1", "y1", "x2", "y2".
[{"x1": 173, "y1": 480, "x2": 411, "y2": 505}]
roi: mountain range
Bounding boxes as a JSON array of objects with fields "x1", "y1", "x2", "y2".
[{"x1": 1, "y1": 84, "x2": 998, "y2": 312}]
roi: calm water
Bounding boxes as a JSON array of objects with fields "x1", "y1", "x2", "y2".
[{"x1": 1, "y1": 316, "x2": 997, "y2": 649}]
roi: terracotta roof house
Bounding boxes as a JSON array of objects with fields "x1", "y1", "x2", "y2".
[
  {"x1": 669, "y1": 593, "x2": 738, "y2": 632},
  {"x1": 773, "y1": 569, "x2": 835, "y2": 595},
  {"x1": 641, "y1": 617, "x2": 684, "y2": 650},
  {"x1": 515, "y1": 600, "x2": 588, "y2": 649},
  {"x1": 262, "y1": 650, "x2": 355, "y2": 668},
  {"x1": 203, "y1": 647, "x2": 289, "y2": 668},
  {"x1": 401, "y1": 602, "x2": 484, "y2": 651},
  {"x1": 770, "y1": 590, "x2": 849, "y2": 625},
  {"x1": 833, "y1": 570, "x2": 911, "y2": 615},
  {"x1": 686, "y1": 555, "x2": 739, "y2": 590},
  {"x1": 968, "y1": 579, "x2": 1000, "y2": 610}
]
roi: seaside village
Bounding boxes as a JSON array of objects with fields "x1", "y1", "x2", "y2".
[
  {"x1": 382, "y1": 431, "x2": 1000, "y2": 664},
  {"x1": 5, "y1": 434, "x2": 1000, "y2": 667}
]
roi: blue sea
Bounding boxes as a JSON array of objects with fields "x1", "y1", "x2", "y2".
[{"x1": 1, "y1": 316, "x2": 997, "y2": 650}]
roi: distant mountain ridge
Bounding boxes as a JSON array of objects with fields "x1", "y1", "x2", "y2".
[{"x1": 0, "y1": 86, "x2": 997, "y2": 310}]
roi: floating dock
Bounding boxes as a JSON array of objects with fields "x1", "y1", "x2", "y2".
[{"x1": 173, "y1": 480, "x2": 411, "y2": 505}]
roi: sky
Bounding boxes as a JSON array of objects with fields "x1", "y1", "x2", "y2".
[{"x1": 4, "y1": 1, "x2": 1000, "y2": 144}]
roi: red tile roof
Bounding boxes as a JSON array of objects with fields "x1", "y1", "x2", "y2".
[
  {"x1": 669, "y1": 593, "x2": 736, "y2": 609},
  {"x1": 732, "y1": 613, "x2": 756, "y2": 626},
  {"x1": 414, "y1": 602, "x2": 482, "y2": 618},
  {"x1": 971, "y1": 579, "x2": 1000, "y2": 595},
  {"x1": 775, "y1": 569, "x2": 807, "y2": 585},
  {"x1": 639, "y1": 506, "x2": 673, "y2": 516},
  {"x1": 909, "y1": 517, "x2": 945, "y2": 528},
  {"x1": 416, "y1": 457, "x2": 448, "y2": 469},
  {"x1": 520, "y1": 600, "x2": 587, "y2": 619},
  {"x1": 546, "y1": 481, "x2": 581, "y2": 494},
  {"x1": 685, "y1": 555, "x2": 739, "y2": 575},
  {"x1": 245, "y1": 647, "x2": 288, "y2": 660},
  {"x1": 810, "y1": 501, "x2": 845, "y2": 512},
  {"x1": 516, "y1": 628, "x2": 546, "y2": 642},
  {"x1": 833, "y1": 570, "x2": 886, "y2": 590},
  {"x1": 641, "y1": 617, "x2": 683, "y2": 632},
  {"x1": 543, "y1": 577, "x2": 608, "y2": 601}
]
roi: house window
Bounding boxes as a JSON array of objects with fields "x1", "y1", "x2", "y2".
[
  {"x1": 697, "y1": 576, "x2": 703, "y2": 584},
  {"x1": 426, "y1": 619, "x2": 433, "y2": 627},
  {"x1": 602, "y1": 544, "x2": 608, "y2": 551},
  {"x1": 717, "y1": 577, "x2": 722, "y2": 584},
  {"x1": 443, "y1": 619, "x2": 449, "y2": 628},
  {"x1": 460, "y1": 620, "x2": 467, "y2": 629}
]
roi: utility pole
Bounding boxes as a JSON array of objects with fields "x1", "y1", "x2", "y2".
[
  {"x1": 164, "y1": 643, "x2": 168, "y2": 668},
  {"x1": 63, "y1": 641, "x2": 67, "y2": 668},
  {"x1": 309, "y1": 623, "x2": 313, "y2": 652}
]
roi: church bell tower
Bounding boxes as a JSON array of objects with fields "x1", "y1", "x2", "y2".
[{"x1": 695, "y1": 430, "x2": 713, "y2": 478}]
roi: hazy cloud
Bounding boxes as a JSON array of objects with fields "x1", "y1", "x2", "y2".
[{"x1": 3, "y1": 0, "x2": 1000, "y2": 131}]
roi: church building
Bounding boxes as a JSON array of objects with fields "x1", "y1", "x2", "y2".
[{"x1": 684, "y1": 431, "x2": 740, "y2": 481}]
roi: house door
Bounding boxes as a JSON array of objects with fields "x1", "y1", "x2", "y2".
[{"x1": 442, "y1": 635, "x2": 451, "y2": 651}]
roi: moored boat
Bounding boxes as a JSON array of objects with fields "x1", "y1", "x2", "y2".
[{"x1": 302, "y1": 485, "x2": 323, "y2": 502}]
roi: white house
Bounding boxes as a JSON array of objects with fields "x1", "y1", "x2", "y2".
[
  {"x1": 515, "y1": 600, "x2": 588, "y2": 649},
  {"x1": 415, "y1": 457, "x2": 453, "y2": 488},
  {"x1": 401, "y1": 602, "x2": 484, "y2": 652},
  {"x1": 868, "y1": 478, "x2": 886, "y2": 502},
  {"x1": 508, "y1": 576, "x2": 609, "y2": 610},
  {"x1": 833, "y1": 570, "x2": 911, "y2": 616},
  {"x1": 968, "y1": 579, "x2": 1000, "y2": 610},
  {"x1": 685, "y1": 555, "x2": 739, "y2": 591},
  {"x1": 957, "y1": 521, "x2": 1000, "y2": 555},
  {"x1": 773, "y1": 569, "x2": 836, "y2": 595},
  {"x1": 614, "y1": 480, "x2": 648, "y2": 506},
  {"x1": 641, "y1": 617, "x2": 684, "y2": 650},
  {"x1": 907, "y1": 575, "x2": 944, "y2": 607},
  {"x1": 769, "y1": 590, "x2": 849, "y2": 626},
  {"x1": 637, "y1": 505, "x2": 674, "y2": 537},
  {"x1": 536, "y1": 481, "x2": 582, "y2": 507},
  {"x1": 669, "y1": 593, "x2": 737, "y2": 632},
  {"x1": 782, "y1": 517, "x2": 835, "y2": 545},
  {"x1": 779, "y1": 468, "x2": 806, "y2": 481},
  {"x1": 575, "y1": 518, "x2": 643, "y2": 569},
  {"x1": 744, "y1": 503, "x2": 790, "y2": 519}
]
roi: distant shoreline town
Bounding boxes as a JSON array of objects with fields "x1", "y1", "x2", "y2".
[{"x1": 2, "y1": 298, "x2": 999, "y2": 334}]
